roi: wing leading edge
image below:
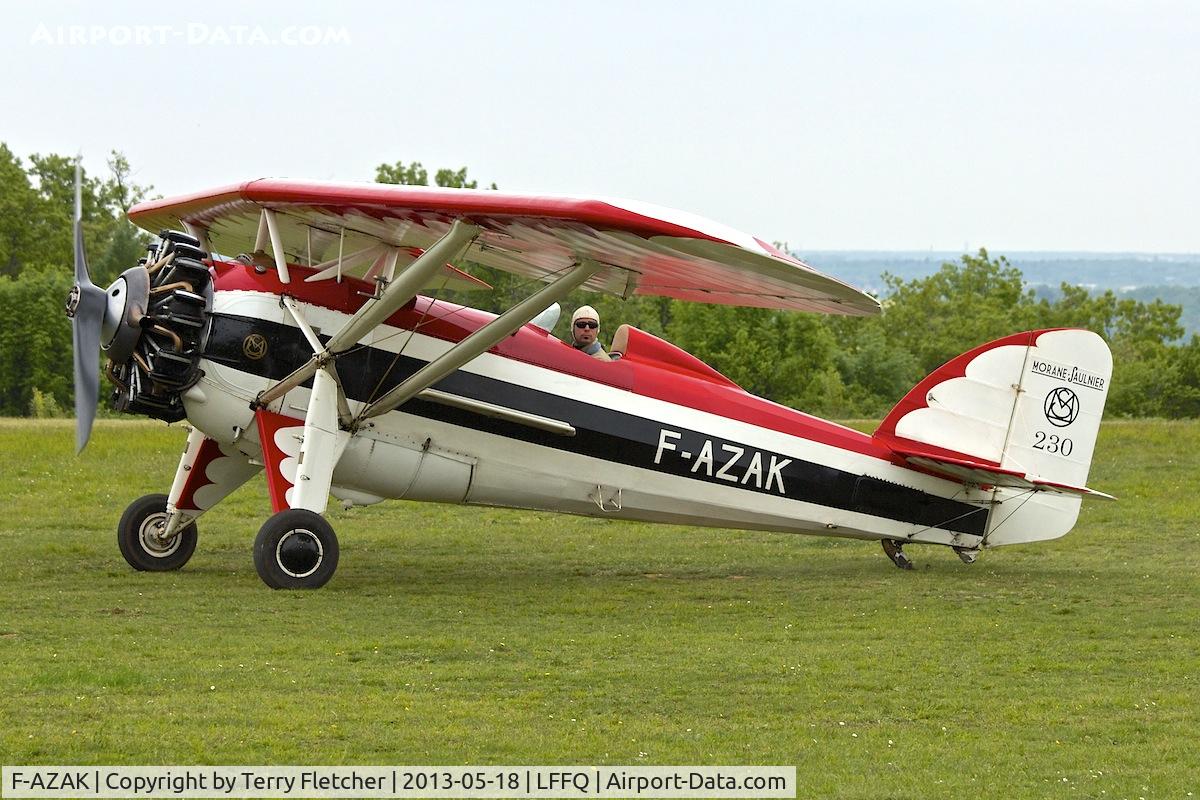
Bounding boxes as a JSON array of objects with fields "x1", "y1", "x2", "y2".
[{"x1": 128, "y1": 179, "x2": 880, "y2": 315}]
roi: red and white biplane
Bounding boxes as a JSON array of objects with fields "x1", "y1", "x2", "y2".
[{"x1": 66, "y1": 174, "x2": 1113, "y2": 588}]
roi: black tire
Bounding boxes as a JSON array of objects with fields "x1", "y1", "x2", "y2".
[
  {"x1": 117, "y1": 493, "x2": 198, "y2": 571},
  {"x1": 253, "y1": 510, "x2": 339, "y2": 589}
]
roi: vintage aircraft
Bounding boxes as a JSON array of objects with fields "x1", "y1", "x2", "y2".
[{"x1": 66, "y1": 172, "x2": 1113, "y2": 588}]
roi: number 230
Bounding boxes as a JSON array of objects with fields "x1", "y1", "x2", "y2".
[{"x1": 1033, "y1": 431, "x2": 1073, "y2": 456}]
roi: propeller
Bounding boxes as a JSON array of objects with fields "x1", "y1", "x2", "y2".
[
  {"x1": 65, "y1": 159, "x2": 155, "y2": 452},
  {"x1": 65, "y1": 160, "x2": 108, "y2": 453}
]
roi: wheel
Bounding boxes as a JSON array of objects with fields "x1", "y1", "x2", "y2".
[
  {"x1": 253, "y1": 509, "x2": 339, "y2": 589},
  {"x1": 117, "y1": 493, "x2": 197, "y2": 571}
]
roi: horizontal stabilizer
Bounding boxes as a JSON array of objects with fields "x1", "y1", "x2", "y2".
[{"x1": 904, "y1": 455, "x2": 1116, "y2": 500}]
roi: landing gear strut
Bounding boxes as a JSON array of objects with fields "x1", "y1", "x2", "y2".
[{"x1": 881, "y1": 538, "x2": 914, "y2": 570}]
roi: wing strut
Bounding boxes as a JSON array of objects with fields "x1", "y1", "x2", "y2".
[
  {"x1": 357, "y1": 259, "x2": 602, "y2": 422},
  {"x1": 263, "y1": 209, "x2": 291, "y2": 283},
  {"x1": 181, "y1": 221, "x2": 210, "y2": 253},
  {"x1": 255, "y1": 219, "x2": 481, "y2": 408},
  {"x1": 303, "y1": 242, "x2": 385, "y2": 283},
  {"x1": 280, "y1": 295, "x2": 354, "y2": 427}
]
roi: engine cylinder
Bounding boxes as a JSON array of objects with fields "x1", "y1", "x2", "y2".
[{"x1": 108, "y1": 230, "x2": 213, "y2": 422}]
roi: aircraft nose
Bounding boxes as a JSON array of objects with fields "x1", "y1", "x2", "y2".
[{"x1": 104, "y1": 231, "x2": 213, "y2": 423}]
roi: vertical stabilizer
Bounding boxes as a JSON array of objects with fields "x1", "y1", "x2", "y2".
[{"x1": 874, "y1": 329, "x2": 1113, "y2": 546}]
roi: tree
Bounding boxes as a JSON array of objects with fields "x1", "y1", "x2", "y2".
[
  {"x1": 1038, "y1": 283, "x2": 1184, "y2": 350},
  {"x1": 0, "y1": 145, "x2": 154, "y2": 414},
  {"x1": 829, "y1": 320, "x2": 922, "y2": 416},
  {"x1": 374, "y1": 160, "x2": 428, "y2": 186},
  {"x1": 875, "y1": 249, "x2": 1039, "y2": 375},
  {"x1": 0, "y1": 145, "x2": 56, "y2": 277},
  {"x1": 666, "y1": 303, "x2": 847, "y2": 412},
  {"x1": 0, "y1": 269, "x2": 74, "y2": 415},
  {"x1": 104, "y1": 151, "x2": 150, "y2": 214},
  {"x1": 0, "y1": 146, "x2": 152, "y2": 283},
  {"x1": 822, "y1": 249, "x2": 1198, "y2": 418},
  {"x1": 23, "y1": 150, "x2": 153, "y2": 285}
]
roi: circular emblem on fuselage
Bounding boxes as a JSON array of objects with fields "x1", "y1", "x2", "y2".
[
  {"x1": 1044, "y1": 386, "x2": 1080, "y2": 427},
  {"x1": 243, "y1": 333, "x2": 268, "y2": 361}
]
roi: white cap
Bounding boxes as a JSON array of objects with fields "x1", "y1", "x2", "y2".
[{"x1": 571, "y1": 305, "x2": 599, "y2": 325}]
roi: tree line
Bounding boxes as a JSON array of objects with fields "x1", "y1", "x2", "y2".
[{"x1": 1, "y1": 147, "x2": 1196, "y2": 420}]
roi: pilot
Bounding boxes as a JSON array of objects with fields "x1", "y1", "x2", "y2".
[{"x1": 569, "y1": 305, "x2": 615, "y2": 361}]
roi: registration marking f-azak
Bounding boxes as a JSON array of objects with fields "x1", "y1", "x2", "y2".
[{"x1": 655, "y1": 428, "x2": 791, "y2": 494}]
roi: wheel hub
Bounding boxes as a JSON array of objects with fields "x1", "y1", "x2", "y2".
[
  {"x1": 137, "y1": 513, "x2": 182, "y2": 558},
  {"x1": 276, "y1": 530, "x2": 323, "y2": 578}
]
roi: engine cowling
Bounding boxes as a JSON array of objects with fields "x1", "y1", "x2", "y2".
[{"x1": 107, "y1": 230, "x2": 213, "y2": 422}]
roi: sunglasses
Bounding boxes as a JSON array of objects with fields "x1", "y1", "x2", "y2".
[{"x1": 574, "y1": 320, "x2": 599, "y2": 329}]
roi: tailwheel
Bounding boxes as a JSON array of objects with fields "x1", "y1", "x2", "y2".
[
  {"x1": 117, "y1": 493, "x2": 197, "y2": 571},
  {"x1": 953, "y1": 546, "x2": 980, "y2": 565},
  {"x1": 881, "y1": 538, "x2": 914, "y2": 570},
  {"x1": 253, "y1": 510, "x2": 339, "y2": 589}
]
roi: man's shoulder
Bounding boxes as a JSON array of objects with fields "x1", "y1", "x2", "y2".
[{"x1": 571, "y1": 340, "x2": 612, "y2": 361}]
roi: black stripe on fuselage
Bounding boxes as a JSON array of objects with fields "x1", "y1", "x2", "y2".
[{"x1": 204, "y1": 313, "x2": 987, "y2": 536}]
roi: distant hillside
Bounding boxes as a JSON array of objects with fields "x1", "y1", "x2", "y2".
[
  {"x1": 798, "y1": 251, "x2": 1200, "y2": 337},
  {"x1": 800, "y1": 251, "x2": 1200, "y2": 292}
]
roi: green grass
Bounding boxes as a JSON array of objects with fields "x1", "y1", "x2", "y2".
[{"x1": 1, "y1": 418, "x2": 1197, "y2": 798}]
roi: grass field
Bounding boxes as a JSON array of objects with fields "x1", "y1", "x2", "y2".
[{"x1": 1, "y1": 418, "x2": 1197, "y2": 798}]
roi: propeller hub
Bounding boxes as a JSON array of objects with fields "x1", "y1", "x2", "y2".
[{"x1": 101, "y1": 266, "x2": 150, "y2": 364}]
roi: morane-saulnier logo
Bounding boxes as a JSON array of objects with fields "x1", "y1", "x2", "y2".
[
  {"x1": 1044, "y1": 386, "x2": 1080, "y2": 427},
  {"x1": 243, "y1": 333, "x2": 268, "y2": 361}
]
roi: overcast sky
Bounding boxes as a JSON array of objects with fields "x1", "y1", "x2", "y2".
[{"x1": 2, "y1": 0, "x2": 1196, "y2": 253}]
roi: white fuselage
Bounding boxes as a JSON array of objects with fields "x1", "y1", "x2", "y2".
[{"x1": 183, "y1": 290, "x2": 1073, "y2": 550}]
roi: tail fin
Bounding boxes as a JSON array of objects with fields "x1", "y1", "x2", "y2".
[{"x1": 874, "y1": 329, "x2": 1113, "y2": 545}]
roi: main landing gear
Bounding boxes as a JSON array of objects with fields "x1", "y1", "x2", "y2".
[
  {"x1": 116, "y1": 496, "x2": 341, "y2": 589},
  {"x1": 253, "y1": 510, "x2": 340, "y2": 590}
]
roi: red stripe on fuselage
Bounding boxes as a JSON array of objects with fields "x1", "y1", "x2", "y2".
[{"x1": 212, "y1": 260, "x2": 896, "y2": 463}]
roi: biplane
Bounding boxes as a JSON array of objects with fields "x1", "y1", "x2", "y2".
[{"x1": 66, "y1": 172, "x2": 1113, "y2": 588}]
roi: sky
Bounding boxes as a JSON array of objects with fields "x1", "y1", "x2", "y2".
[{"x1": 2, "y1": 0, "x2": 1197, "y2": 253}]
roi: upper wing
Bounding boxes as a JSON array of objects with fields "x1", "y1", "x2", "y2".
[{"x1": 127, "y1": 179, "x2": 880, "y2": 315}]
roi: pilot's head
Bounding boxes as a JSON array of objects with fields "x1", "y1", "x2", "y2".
[{"x1": 571, "y1": 305, "x2": 600, "y2": 348}]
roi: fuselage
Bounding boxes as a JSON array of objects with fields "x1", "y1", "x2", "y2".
[{"x1": 183, "y1": 260, "x2": 994, "y2": 549}]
